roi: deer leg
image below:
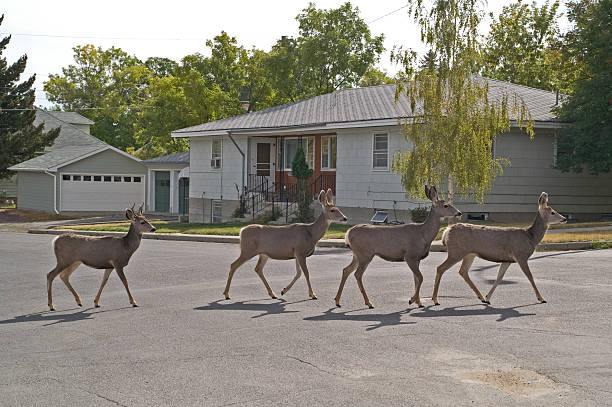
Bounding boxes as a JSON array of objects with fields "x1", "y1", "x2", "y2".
[
  {"x1": 517, "y1": 259, "x2": 546, "y2": 303},
  {"x1": 354, "y1": 260, "x2": 373, "y2": 309},
  {"x1": 223, "y1": 253, "x2": 253, "y2": 300},
  {"x1": 94, "y1": 268, "x2": 113, "y2": 308},
  {"x1": 457, "y1": 254, "x2": 487, "y2": 303},
  {"x1": 334, "y1": 255, "x2": 358, "y2": 307},
  {"x1": 59, "y1": 262, "x2": 82, "y2": 306},
  {"x1": 406, "y1": 259, "x2": 424, "y2": 307},
  {"x1": 115, "y1": 268, "x2": 138, "y2": 307},
  {"x1": 281, "y1": 258, "x2": 302, "y2": 296},
  {"x1": 254, "y1": 255, "x2": 277, "y2": 299},
  {"x1": 46, "y1": 265, "x2": 64, "y2": 311},
  {"x1": 296, "y1": 255, "x2": 317, "y2": 299},
  {"x1": 485, "y1": 262, "x2": 511, "y2": 302},
  {"x1": 432, "y1": 255, "x2": 462, "y2": 305}
]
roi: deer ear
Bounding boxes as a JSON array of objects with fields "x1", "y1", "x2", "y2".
[
  {"x1": 538, "y1": 192, "x2": 548, "y2": 208},
  {"x1": 138, "y1": 203, "x2": 144, "y2": 216},
  {"x1": 318, "y1": 190, "x2": 326, "y2": 205},
  {"x1": 326, "y1": 188, "x2": 334, "y2": 204},
  {"x1": 125, "y1": 208, "x2": 135, "y2": 220},
  {"x1": 428, "y1": 186, "x2": 438, "y2": 201},
  {"x1": 424, "y1": 185, "x2": 430, "y2": 199}
]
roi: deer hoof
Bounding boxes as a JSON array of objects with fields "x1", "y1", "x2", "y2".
[
  {"x1": 336, "y1": 304, "x2": 341, "y2": 308},
  {"x1": 132, "y1": 303, "x2": 138, "y2": 307},
  {"x1": 94, "y1": 304, "x2": 100, "y2": 308},
  {"x1": 311, "y1": 296, "x2": 318, "y2": 300},
  {"x1": 418, "y1": 304, "x2": 424, "y2": 308},
  {"x1": 540, "y1": 300, "x2": 547, "y2": 304},
  {"x1": 482, "y1": 300, "x2": 491, "y2": 305},
  {"x1": 49, "y1": 307, "x2": 55, "y2": 311},
  {"x1": 368, "y1": 305, "x2": 374, "y2": 309},
  {"x1": 271, "y1": 295, "x2": 278, "y2": 299},
  {"x1": 77, "y1": 303, "x2": 82, "y2": 307},
  {"x1": 408, "y1": 299, "x2": 413, "y2": 304},
  {"x1": 434, "y1": 302, "x2": 440, "y2": 306}
]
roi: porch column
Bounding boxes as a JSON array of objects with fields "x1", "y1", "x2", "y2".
[
  {"x1": 148, "y1": 169, "x2": 155, "y2": 212},
  {"x1": 169, "y1": 170, "x2": 178, "y2": 213}
]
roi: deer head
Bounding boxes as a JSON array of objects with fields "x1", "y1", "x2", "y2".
[
  {"x1": 538, "y1": 192, "x2": 566, "y2": 224},
  {"x1": 425, "y1": 185, "x2": 462, "y2": 219},
  {"x1": 318, "y1": 189, "x2": 347, "y2": 222},
  {"x1": 126, "y1": 203, "x2": 157, "y2": 233}
]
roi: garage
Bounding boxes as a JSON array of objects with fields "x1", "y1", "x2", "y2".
[{"x1": 60, "y1": 173, "x2": 145, "y2": 212}]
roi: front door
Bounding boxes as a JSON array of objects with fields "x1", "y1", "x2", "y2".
[
  {"x1": 154, "y1": 171, "x2": 170, "y2": 212},
  {"x1": 256, "y1": 143, "x2": 271, "y2": 176}
]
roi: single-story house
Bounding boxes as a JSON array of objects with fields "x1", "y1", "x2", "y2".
[
  {"x1": 9, "y1": 109, "x2": 147, "y2": 214},
  {"x1": 142, "y1": 151, "x2": 190, "y2": 215},
  {"x1": 172, "y1": 78, "x2": 612, "y2": 224}
]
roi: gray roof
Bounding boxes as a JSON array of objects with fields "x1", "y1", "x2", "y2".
[
  {"x1": 46, "y1": 111, "x2": 95, "y2": 125},
  {"x1": 173, "y1": 78, "x2": 560, "y2": 135},
  {"x1": 9, "y1": 109, "x2": 108, "y2": 171},
  {"x1": 142, "y1": 151, "x2": 190, "y2": 164}
]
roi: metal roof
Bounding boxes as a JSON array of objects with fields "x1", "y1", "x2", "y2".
[
  {"x1": 46, "y1": 111, "x2": 95, "y2": 125},
  {"x1": 142, "y1": 151, "x2": 190, "y2": 164},
  {"x1": 172, "y1": 78, "x2": 561, "y2": 136}
]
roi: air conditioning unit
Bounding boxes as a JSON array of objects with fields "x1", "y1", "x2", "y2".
[{"x1": 210, "y1": 158, "x2": 221, "y2": 168}]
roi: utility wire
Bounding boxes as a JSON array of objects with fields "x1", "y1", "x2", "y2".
[
  {"x1": 368, "y1": 3, "x2": 409, "y2": 24},
  {"x1": 0, "y1": 32, "x2": 205, "y2": 41}
]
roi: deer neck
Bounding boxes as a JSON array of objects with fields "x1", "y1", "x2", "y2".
[
  {"x1": 420, "y1": 207, "x2": 441, "y2": 243},
  {"x1": 124, "y1": 223, "x2": 143, "y2": 253},
  {"x1": 527, "y1": 212, "x2": 549, "y2": 246},
  {"x1": 307, "y1": 211, "x2": 331, "y2": 243}
]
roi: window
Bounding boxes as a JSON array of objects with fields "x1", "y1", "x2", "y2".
[
  {"x1": 321, "y1": 136, "x2": 337, "y2": 170},
  {"x1": 282, "y1": 137, "x2": 314, "y2": 170},
  {"x1": 104, "y1": 176, "x2": 111, "y2": 182},
  {"x1": 133, "y1": 176, "x2": 142, "y2": 183},
  {"x1": 62, "y1": 175, "x2": 70, "y2": 181},
  {"x1": 83, "y1": 175, "x2": 92, "y2": 181},
  {"x1": 73, "y1": 175, "x2": 81, "y2": 181},
  {"x1": 212, "y1": 201, "x2": 223, "y2": 223},
  {"x1": 211, "y1": 139, "x2": 222, "y2": 168},
  {"x1": 124, "y1": 176, "x2": 132, "y2": 182},
  {"x1": 114, "y1": 176, "x2": 121, "y2": 182},
  {"x1": 93, "y1": 175, "x2": 101, "y2": 181},
  {"x1": 372, "y1": 133, "x2": 389, "y2": 170},
  {"x1": 553, "y1": 135, "x2": 570, "y2": 167}
]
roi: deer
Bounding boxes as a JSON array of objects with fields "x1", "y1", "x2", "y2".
[
  {"x1": 223, "y1": 188, "x2": 347, "y2": 301},
  {"x1": 334, "y1": 185, "x2": 462, "y2": 309},
  {"x1": 432, "y1": 192, "x2": 566, "y2": 306},
  {"x1": 46, "y1": 204, "x2": 156, "y2": 311}
]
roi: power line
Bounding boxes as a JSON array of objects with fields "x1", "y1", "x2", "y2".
[
  {"x1": 0, "y1": 32, "x2": 205, "y2": 41},
  {"x1": 368, "y1": 4, "x2": 410, "y2": 24},
  {"x1": 1, "y1": 106, "x2": 153, "y2": 111}
]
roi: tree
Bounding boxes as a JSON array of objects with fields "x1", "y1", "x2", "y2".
[
  {"x1": 291, "y1": 146, "x2": 314, "y2": 222},
  {"x1": 44, "y1": 45, "x2": 149, "y2": 150},
  {"x1": 296, "y1": 2, "x2": 385, "y2": 96},
  {"x1": 392, "y1": 0, "x2": 533, "y2": 202},
  {"x1": 358, "y1": 67, "x2": 394, "y2": 87},
  {"x1": 481, "y1": 0, "x2": 579, "y2": 93},
  {"x1": 556, "y1": 0, "x2": 611, "y2": 174},
  {"x1": 0, "y1": 16, "x2": 59, "y2": 179}
]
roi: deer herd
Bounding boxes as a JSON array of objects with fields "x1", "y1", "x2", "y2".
[{"x1": 46, "y1": 188, "x2": 566, "y2": 312}]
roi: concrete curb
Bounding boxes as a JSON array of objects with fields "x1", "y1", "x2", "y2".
[{"x1": 27, "y1": 228, "x2": 605, "y2": 251}]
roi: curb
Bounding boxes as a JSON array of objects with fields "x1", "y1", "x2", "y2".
[{"x1": 27, "y1": 228, "x2": 603, "y2": 251}]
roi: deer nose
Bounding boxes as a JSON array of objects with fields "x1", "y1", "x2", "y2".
[
  {"x1": 342, "y1": 216, "x2": 347, "y2": 221},
  {"x1": 151, "y1": 227, "x2": 157, "y2": 232},
  {"x1": 456, "y1": 211, "x2": 462, "y2": 217}
]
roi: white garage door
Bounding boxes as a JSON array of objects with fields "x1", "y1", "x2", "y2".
[{"x1": 60, "y1": 173, "x2": 145, "y2": 212}]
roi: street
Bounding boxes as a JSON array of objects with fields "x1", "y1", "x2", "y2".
[{"x1": 0, "y1": 231, "x2": 611, "y2": 406}]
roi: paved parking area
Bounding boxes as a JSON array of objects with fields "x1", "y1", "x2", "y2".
[{"x1": 1, "y1": 231, "x2": 611, "y2": 406}]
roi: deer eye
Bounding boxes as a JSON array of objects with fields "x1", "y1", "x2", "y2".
[
  {"x1": 331, "y1": 209, "x2": 336, "y2": 212},
  {"x1": 140, "y1": 221, "x2": 145, "y2": 225},
  {"x1": 444, "y1": 204, "x2": 449, "y2": 208}
]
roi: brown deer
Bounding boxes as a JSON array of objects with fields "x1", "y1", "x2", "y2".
[
  {"x1": 46, "y1": 204, "x2": 156, "y2": 311},
  {"x1": 334, "y1": 185, "x2": 461, "y2": 309},
  {"x1": 432, "y1": 192, "x2": 566, "y2": 305},
  {"x1": 224, "y1": 189, "x2": 347, "y2": 300}
]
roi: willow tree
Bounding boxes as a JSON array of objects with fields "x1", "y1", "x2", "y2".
[{"x1": 392, "y1": 0, "x2": 533, "y2": 202}]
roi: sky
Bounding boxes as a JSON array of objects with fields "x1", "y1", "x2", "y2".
[{"x1": 2, "y1": 0, "x2": 568, "y2": 107}]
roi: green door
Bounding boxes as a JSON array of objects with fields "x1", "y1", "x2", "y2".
[
  {"x1": 155, "y1": 171, "x2": 170, "y2": 212},
  {"x1": 179, "y1": 177, "x2": 189, "y2": 215}
]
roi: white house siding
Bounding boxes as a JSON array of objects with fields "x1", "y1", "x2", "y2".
[
  {"x1": 189, "y1": 135, "x2": 247, "y2": 222},
  {"x1": 16, "y1": 172, "x2": 55, "y2": 212}
]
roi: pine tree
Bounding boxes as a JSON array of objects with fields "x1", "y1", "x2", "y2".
[{"x1": 0, "y1": 15, "x2": 59, "y2": 179}]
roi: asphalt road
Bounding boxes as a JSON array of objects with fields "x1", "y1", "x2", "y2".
[{"x1": 1, "y1": 231, "x2": 611, "y2": 406}]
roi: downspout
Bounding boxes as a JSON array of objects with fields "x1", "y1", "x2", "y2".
[
  {"x1": 227, "y1": 131, "x2": 245, "y2": 198},
  {"x1": 43, "y1": 171, "x2": 59, "y2": 214}
]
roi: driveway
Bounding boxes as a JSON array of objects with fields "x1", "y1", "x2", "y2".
[{"x1": 0, "y1": 231, "x2": 610, "y2": 406}]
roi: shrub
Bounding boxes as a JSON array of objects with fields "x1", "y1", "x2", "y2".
[{"x1": 411, "y1": 206, "x2": 429, "y2": 223}]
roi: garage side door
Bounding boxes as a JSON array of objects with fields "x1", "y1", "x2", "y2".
[{"x1": 60, "y1": 174, "x2": 145, "y2": 212}]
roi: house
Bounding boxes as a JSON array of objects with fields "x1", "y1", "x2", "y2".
[
  {"x1": 172, "y1": 79, "x2": 612, "y2": 224},
  {"x1": 142, "y1": 151, "x2": 190, "y2": 215},
  {"x1": 8, "y1": 109, "x2": 147, "y2": 214}
]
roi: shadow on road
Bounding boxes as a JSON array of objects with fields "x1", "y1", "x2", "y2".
[
  {"x1": 471, "y1": 250, "x2": 587, "y2": 273},
  {"x1": 304, "y1": 307, "x2": 417, "y2": 331},
  {"x1": 0, "y1": 306, "x2": 129, "y2": 326},
  {"x1": 411, "y1": 302, "x2": 539, "y2": 322},
  {"x1": 195, "y1": 298, "x2": 309, "y2": 319}
]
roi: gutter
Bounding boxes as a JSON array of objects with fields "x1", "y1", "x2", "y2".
[
  {"x1": 43, "y1": 171, "x2": 59, "y2": 214},
  {"x1": 226, "y1": 131, "x2": 245, "y2": 198}
]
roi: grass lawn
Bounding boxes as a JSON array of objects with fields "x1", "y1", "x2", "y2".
[{"x1": 57, "y1": 220, "x2": 612, "y2": 243}]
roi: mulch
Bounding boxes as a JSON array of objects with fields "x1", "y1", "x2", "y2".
[{"x1": 0, "y1": 209, "x2": 27, "y2": 223}]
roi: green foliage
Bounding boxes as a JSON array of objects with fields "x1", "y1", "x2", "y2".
[
  {"x1": 290, "y1": 146, "x2": 313, "y2": 180},
  {"x1": 481, "y1": 0, "x2": 579, "y2": 93},
  {"x1": 392, "y1": 0, "x2": 533, "y2": 202},
  {"x1": 556, "y1": 0, "x2": 611, "y2": 174},
  {"x1": 358, "y1": 67, "x2": 395, "y2": 87},
  {"x1": 0, "y1": 16, "x2": 60, "y2": 178},
  {"x1": 291, "y1": 146, "x2": 314, "y2": 222},
  {"x1": 410, "y1": 206, "x2": 429, "y2": 223}
]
